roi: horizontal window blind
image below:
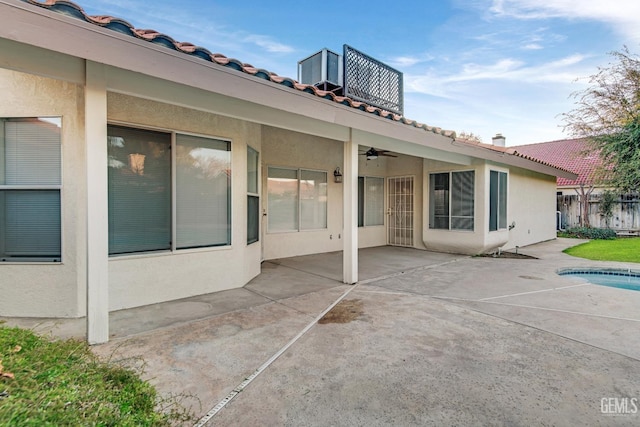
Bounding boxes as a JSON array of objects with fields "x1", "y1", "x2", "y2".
[
  {"x1": 365, "y1": 177, "x2": 384, "y2": 226},
  {"x1": 300, "y1": 169, "x2": 327, "y2": 230},
  {"x1": 267, "y1": 167, "x2": 298, "y2": 232},
  {"x1": 107, "y1": 125, "x2": 171, "y2": 255},
  {"x1": 1, "y1": 190, "x2": 60, "y2": 259},
  {"x1": 1, "y1": 118, "x2": 61, "y2": 261},
  {"x1": 176, "y1": 134, "x2": 231, "y2": 249}
]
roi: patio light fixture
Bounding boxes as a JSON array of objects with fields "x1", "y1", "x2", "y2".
[{"x1": 333, "y1": 167, "x2": 343, "y2": 183}]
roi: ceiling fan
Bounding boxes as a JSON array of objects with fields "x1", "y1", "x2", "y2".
[{"x1": 360, "y1": 147, "x2": 397, "y2": 160}]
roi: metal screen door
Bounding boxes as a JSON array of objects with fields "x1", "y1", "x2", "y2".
[{"x1": 387, "y1": 176, "x2": 414, "y2": 246}]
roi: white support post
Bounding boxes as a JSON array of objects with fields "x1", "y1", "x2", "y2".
[
  {"x1": 343, "y1": 131, "x2": 358, "y2": 284},
  {"x1": 85, "y1": 60, "x2": 109, "y2": 344}
]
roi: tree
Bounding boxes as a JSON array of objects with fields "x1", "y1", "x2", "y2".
[
  {"x1": 598, "y1": 189, "x2": 617, "y2": 228},
  {"x1": 457, "y1": 131, "x2": 483, "y2": 143},
  {"x1": 575, "y1": 184, "x2": 594, "y2": 227},
  {"x1": 562, "y1": 46, "x2": 640, "y2": 193}
]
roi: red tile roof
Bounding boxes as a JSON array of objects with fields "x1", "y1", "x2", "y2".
[
  {"x1": 514, "y1": 138, "x2": 601, "y2": 186},
  {"x1": 450, "y1": 137, "x2": 576, "y2": 175},
  {"x1": 19, "y1": 0, "x2": 575, "y2": 176},
  {"x1": 24, "y1": 0, "x2": 456, "y2": 137}
]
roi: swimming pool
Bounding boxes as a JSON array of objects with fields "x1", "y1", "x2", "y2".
[{"x1": 557, "y1": 268, "x2": 640, "y2": 291}]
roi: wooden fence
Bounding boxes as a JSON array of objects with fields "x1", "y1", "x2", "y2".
[{"x1": 557, "y1": 193, "x2": 640, "y2": 231}]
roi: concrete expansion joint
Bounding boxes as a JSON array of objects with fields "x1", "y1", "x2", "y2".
[
  {"x1": 243, "y1": 287, "x2": 315, "y2": 319},
  {"x1": 439, "y1": 299, "x2": 640, "y2": 364},
  {"x1": 195, "y1": 282, "x2": 362, "y2": 426},
  {"x1": 357, "y1": 257, "x2": 468, "y2": 286},
  {"x1": 263, "y1": 260, "x2": 344, "y2": 284}
]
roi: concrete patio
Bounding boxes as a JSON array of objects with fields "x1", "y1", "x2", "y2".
[{"x1": 3, "y1": 238, "x2": 640, "y2": 425}]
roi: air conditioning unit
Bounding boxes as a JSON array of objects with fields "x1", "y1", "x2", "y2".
[
  {"x1": 298, "y1": 48, "x2": 343, "y2": 91},
  {"x1": 297, "y1": 45, "x2": 404, "y2": 115}
]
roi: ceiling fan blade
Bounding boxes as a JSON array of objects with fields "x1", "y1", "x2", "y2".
[{"x1": 377, "y1": 149, "x2": 397, "y2": 157}]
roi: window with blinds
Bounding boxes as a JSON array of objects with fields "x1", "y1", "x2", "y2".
[
  {"x1": 176, "y1": 134, "x2": 231, "y2": 249},
  {"x1": 358, "y1": 176, "x2": 384, "y2": 227},
  {"x1": 0, "y1": 117, "x2": 62, "y2": 262},
  {"x1": 429, "y1": 170, "x2": 474, "y2": 231},
  {"x1": 107, "y1": 125, "x2": 171, "y2": 255},
  {"x1": 247, "y1": 146, "x2": 259, "y2": 244},
  {"x1": 267, "y1": 167, "x2": 327, "y2": 232},
  {"x1": 107, "y1": 125, "x2": 231, "y2": 256},
  {"x1": 489, "y1": 170, "x2": 508, "y2": 231}
]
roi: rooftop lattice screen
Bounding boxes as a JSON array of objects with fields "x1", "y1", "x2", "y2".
[{"x1": 343, "y1": 45, "x2": 404, "y2": 115}]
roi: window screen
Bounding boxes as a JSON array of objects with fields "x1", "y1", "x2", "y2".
[
  {"x1": 1, "y1": 118, "x2": 61, "y2": 261},
  {"x1": 267, "y1": 167, "x2": 298, "y2": 232},
  {"x1": 176, "y1": 134, "x2": 231, "y2": 249},
  {"x1": 358, "y1": 176, "x2": 384, "y2": 227},
  {"x1": 267, "y1": 167, "x2": 328, "y2": 232},
  {"x1": 107, "y1": 125, "x2": 171, "y2": 255},
  {"x1": 429, "y1": 171, "x2": 474, "y2": 231},
  {"x1": 247, "y1": 146, "x2": 259, "y2": 244},
  {"x1": 490, "y1": 170, "x2": 508, "y2": 231},
  {"x1": 300, "y1": 169, "x2": 327, "y2": 230}
]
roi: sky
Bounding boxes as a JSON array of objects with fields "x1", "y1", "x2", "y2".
[{"x1": 75, "y1": 0, "x2": 640, "y2": 146}]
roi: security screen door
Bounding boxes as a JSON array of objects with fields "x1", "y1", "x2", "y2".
[{"x1": 387, "y1": 176, "x2": 414, "y2": 246}]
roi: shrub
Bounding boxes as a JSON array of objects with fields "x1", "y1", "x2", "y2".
[{"x1": 561, "y1": 227, "x2": 617, "y2": 240}]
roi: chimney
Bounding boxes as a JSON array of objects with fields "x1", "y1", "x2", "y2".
[{"x1": 492, "y1": 133, "x2": 506, "y2": 147}]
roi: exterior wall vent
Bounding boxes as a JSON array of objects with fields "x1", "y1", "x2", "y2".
[{"x1": 298, "y1": 45, "x2": 404, "y2": 115}]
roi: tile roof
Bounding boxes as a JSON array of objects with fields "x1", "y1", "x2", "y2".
[
  {"x1": 24, "y1": 0, "x2": 457, "y2": 136},
  {"x1": 19, "y1": 0, "x2": 573, "y2": 176},
  {"x1": 450, "y1": 137, "x2": 576, "y2": 175},
  {"x1": 514, "y1": 138, "x2": 601, "y2": 186}
]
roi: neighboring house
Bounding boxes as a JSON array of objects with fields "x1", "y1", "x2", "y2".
[
  {"x1": 516, "y1": 138, "x2": 640, "y2": 231},
  {"x1": 0, "y1": 0, "x2": 575, "y2": 343}
]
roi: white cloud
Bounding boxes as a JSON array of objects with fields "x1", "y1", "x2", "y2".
[
  {"x1": 388, "y1": 56, "x2": 422, "y2": 67},
  {"x1": 522, "y1": 43, "x2": 543, "y2": 50},
  {"x1": 407, "y1": 53, "x2": 589, "y2": 98},
  {"x1": 385, "y1": 52, "x2": 437, "y2": 69},
  {"x1": 243, "y1": 35, "x2": 294, "y2": 54},
  {"x1": 489, "y1": 0, "x2": 640, "y2": 41}
]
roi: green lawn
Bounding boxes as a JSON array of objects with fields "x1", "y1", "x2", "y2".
[
  {"x1": 0, "y1": 325, "x2": 193, "y2": 426},
  {"x1": 563, "y1": 238, "x2": 640, "y2": 263}
]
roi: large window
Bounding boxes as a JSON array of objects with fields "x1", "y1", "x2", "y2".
[
  {"x1": 1, "y1": 117, "x2": 62, "y2": 262},
  {"x1": 176, "y1": 134, "x2": 231, "y2": 249},
  {"x1": 267, "y1": 167, "x2": 327, "y2": 232},
  {"x1": 247, "y1": 146, "x2": 259, "y2": 244},
  {"x1": 107, "y1": 125, "x2": 231, "y2": 256},
  {"x1": 489, "y1": 170, "x2": 508, "y2": 231},
  {"x1": 358, "y1": 176, "x2": 384, "y2": 227},
  {"x1": 429, "y1": 170, "x2": 474, "y2": 231}
]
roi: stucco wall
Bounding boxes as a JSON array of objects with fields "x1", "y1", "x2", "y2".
[
  {"x1": 357, "y1": 153, "x2": 427, "y2": 250},
  {"x1": 0, "y1": 69, "x2": 86, "y2": 317},
  {"x1": 505, "y1": 167, "x2": 557, "y2": 249},
  {"x1": 422, "y1": 159, "x2": 498, "y2": 254},
  {"x1": 107, "y1": 93, "x2": 262, "y2": 310},
  {"x1": 421, "y1": 160, "x2": 556, "y2": 254},
  {"x1": 261, "y1": 126, "x2": 344, "y2": 260},
  {"x1": 357, "y1": 156, "x2": 387, "y2": 248}
]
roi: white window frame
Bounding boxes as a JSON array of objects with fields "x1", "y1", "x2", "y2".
[
  {"x1": 267, "y1": 166, "x2": 328, "y2": 233},
  {"x1": 429, "y1": 170, "x2": 475, "y2": 231},
  {"x1": 0, "y1": 117, "x2": 63, "y2": 263},
  {"x1": 358, "y1": 175, "x2": 385, "y2": 227},
  {"x1": 489, "y1": 170, "x2": 508, "y2": 232},
  {"x1": 247, "y1": 145, "x2": 260, "y2": 245},
  {"x1": 107, "y1": 122, "x2": 232, "y2": 257}
]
